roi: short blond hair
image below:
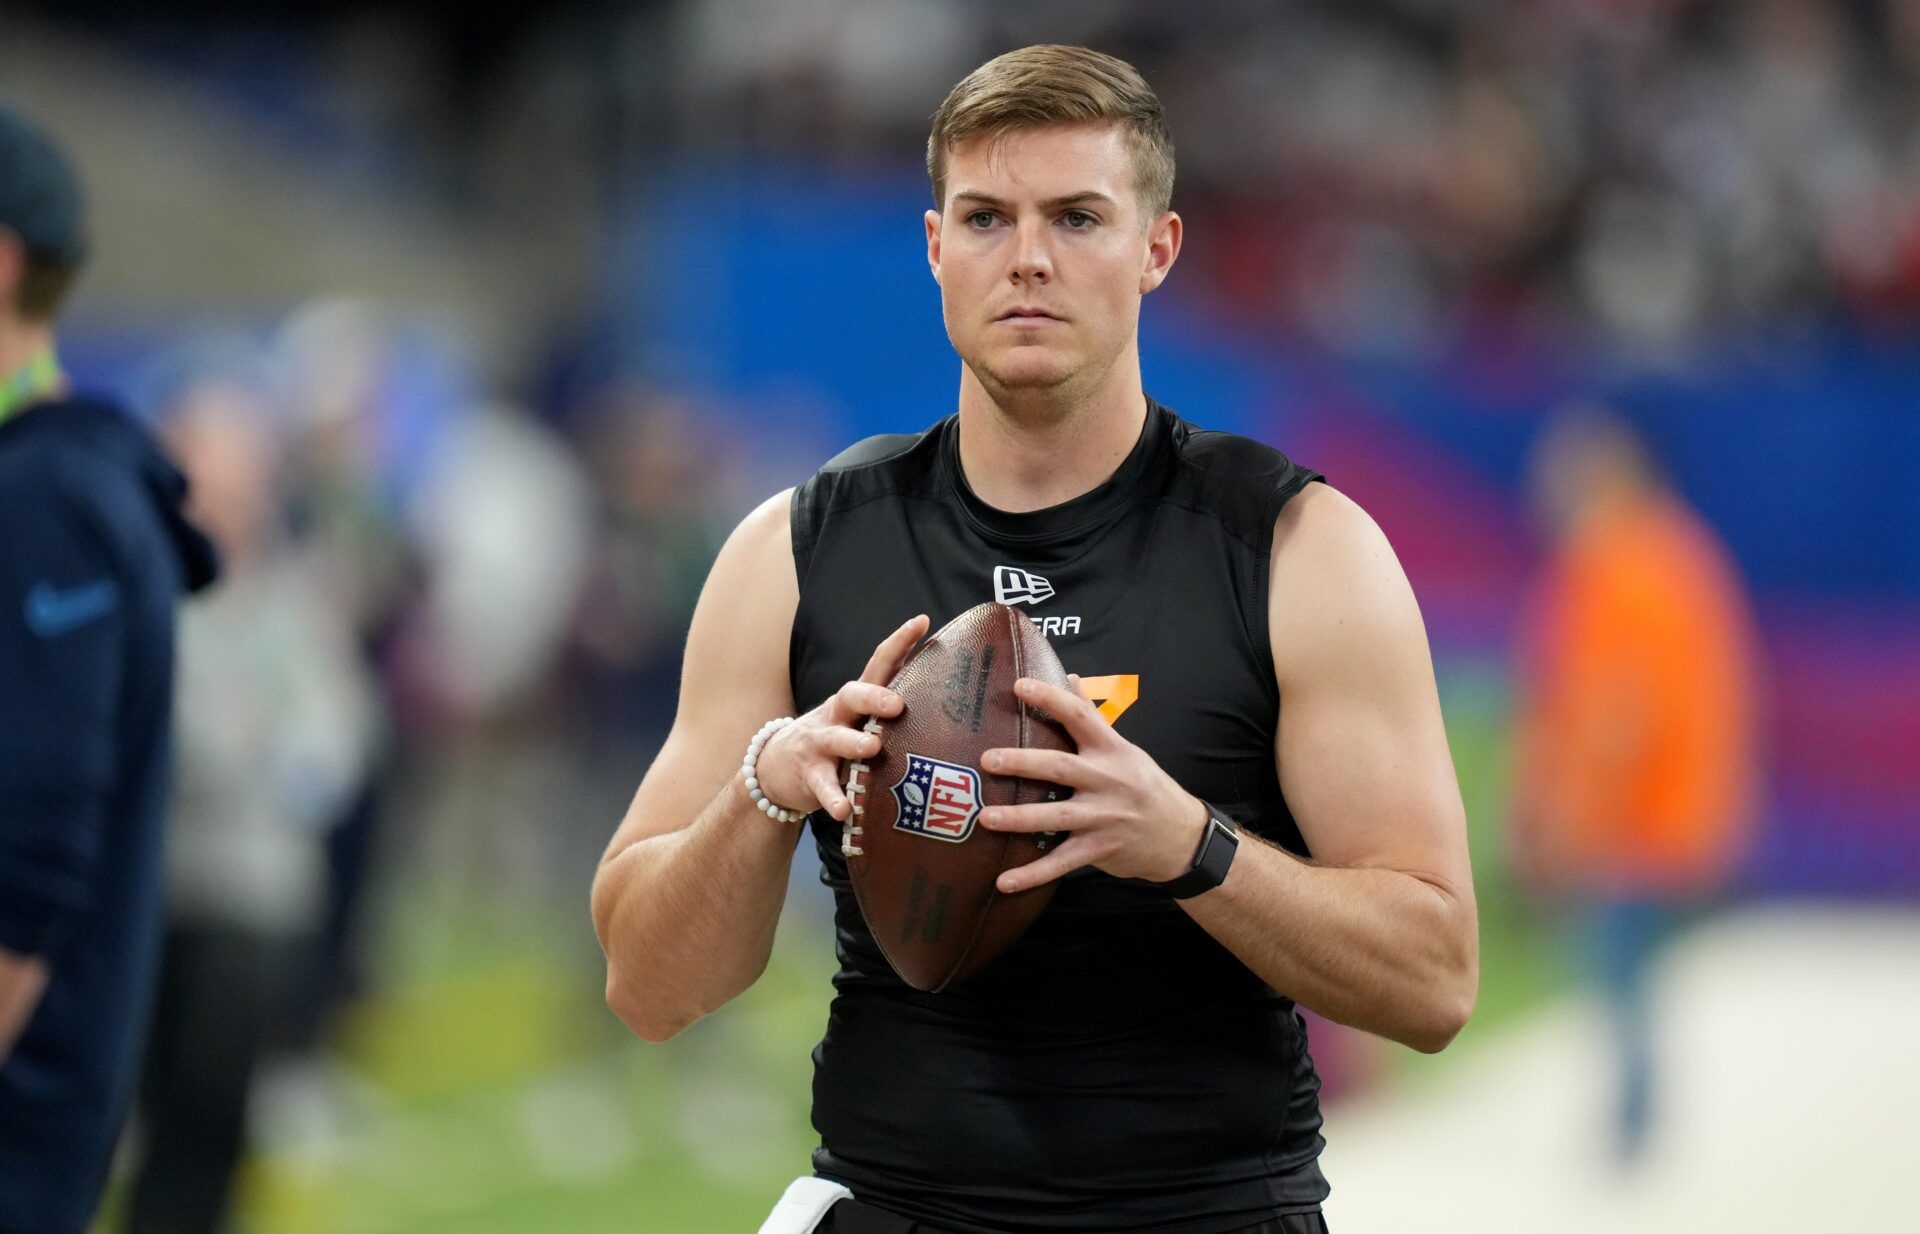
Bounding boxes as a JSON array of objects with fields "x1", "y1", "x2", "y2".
[{"x1": 927, "y1": 45, "x2": 1175, "y2": 218}]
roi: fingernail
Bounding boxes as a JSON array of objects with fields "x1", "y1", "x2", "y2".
[{"x1": 983, "y1": 751, "x2": 1002, "y2": 770}]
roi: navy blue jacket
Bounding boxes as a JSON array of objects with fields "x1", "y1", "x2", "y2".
[{"x1": 0, "y1": 394, "x2": 216, "y2": 1234}]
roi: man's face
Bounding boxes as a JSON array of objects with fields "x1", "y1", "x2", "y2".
[{"x1": 926, "y1": 123, "x2": 1179, "y2": 410}]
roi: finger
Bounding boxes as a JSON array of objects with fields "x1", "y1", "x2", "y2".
[
  {"x1": 1015, "y1": 677, "x2": 1107, "y2": 746},
  {"x1": 859, "y1": 613, "x2": 931, "y2": 686},
  {"x1": 1066, "y1": 672, "x2": 1093, "y2": 702},
  {"x1": 997, "y1": 834, "x2": 1101, "y2": 894},
  {"x1": 816, "y1": 724, "x2": 883, "y2": 762},
  {"x1": 980, "y1": 800, "x2": 1088, "y2": 833},
  {"x1": 831, "y1": 680, "x2": 903, "y2": 725},
  {"x1": 805, "y1": 763, "x2": 850, "y2": 821},
  {"x1": 981, "y1": 746, "x2": 1095, "y2": 789}
]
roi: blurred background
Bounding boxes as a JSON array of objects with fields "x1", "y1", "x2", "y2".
[{"x1": 3, "y1": 0, "x2": 1917, "y2": 1230}]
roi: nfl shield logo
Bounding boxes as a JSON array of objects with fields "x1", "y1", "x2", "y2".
[{"x1": 891, "y1": 753, "x2": 982, "y2": 843}]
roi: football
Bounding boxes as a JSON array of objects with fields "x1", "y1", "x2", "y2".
[{"x1": 841, "y1": 602, "x2": 1074, "y2": 992}]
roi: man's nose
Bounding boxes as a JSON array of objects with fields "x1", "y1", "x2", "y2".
[{"x1": 1008, "y1": 219, "x2": 1053, "y2": 284}]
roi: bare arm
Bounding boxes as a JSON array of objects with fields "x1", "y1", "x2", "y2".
[
  {"x1": 1182, "y1": 484, "x2": 1478, "y2": 1051},
  {"x1": 0, "y1": 945, "x2": 48, "y2": 1064},
  {"x1": 981, "y1": 483, "x2": 1477, "y2": 1052},
  {"x1": 589, "y1": 490, "x2": 926, "y2": 1043}
]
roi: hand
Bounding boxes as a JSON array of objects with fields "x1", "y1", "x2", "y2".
[
  {"x1": 979, "y1": 674, "x2": 1209, "y2": 893},
  {"x1": 753, "y1": 614, "x2": 930, "y2": 822}
]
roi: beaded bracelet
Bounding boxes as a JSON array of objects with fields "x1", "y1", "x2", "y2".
[{"x1": 742, "y1": 717, "x2": 809, "y2": 824}]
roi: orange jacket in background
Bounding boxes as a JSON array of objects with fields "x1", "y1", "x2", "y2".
[{"x1": 1512, "y1": 493, "x2": 1764, "y2": 896}]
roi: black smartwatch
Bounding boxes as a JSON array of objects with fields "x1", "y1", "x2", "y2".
[{"x1": 1157, "y1": 801, "x2": 1240, "y2": 900}]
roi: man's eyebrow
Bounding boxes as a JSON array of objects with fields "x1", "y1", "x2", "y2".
[{"x1": 950, "y1": 190, "x2": 1120, "y2": 211}]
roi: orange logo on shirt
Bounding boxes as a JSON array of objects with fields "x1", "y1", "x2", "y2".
[{"x1": 1076, "y1": 674, "x2": 1139, "y2": 726}]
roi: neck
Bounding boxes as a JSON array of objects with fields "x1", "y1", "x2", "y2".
[
  {"x1": 955, "y1": 345, "x2": 1149, "y2": 513},
  {"x1": 0, "y1": 321, "x2": 56, "y2": 380},
  {"x1": 0, "y1": 322, "x2": 63, "y2": 423},
  {"x1": 1560, "y1": 478, "x2": 1649, "y2": 539}
]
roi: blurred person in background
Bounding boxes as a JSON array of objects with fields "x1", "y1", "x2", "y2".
[
  {"x1": 268, "y1": 298, "x2": 416, "y2": 1037},
  {"x1": 566, "y1": 386, "x2": 735, "y2": 851},
  {"x1": 570, "y1": 388, "x2": 733, "y2": 748},
  {"x1": 402, "y1": 395, "x2": 594, "y2": 908},
  {"x1": 1510, "y1": 404, "x2": 1765, "y2": 1167},
  {"x1": 125, "y1": 372, "x2": 381, "y2": 1234},
  {"x1": 0, "y1": 104, "x2": 218, "y2": 1234}
]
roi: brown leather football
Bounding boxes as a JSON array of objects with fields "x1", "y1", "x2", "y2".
[{"x1": 840, "y1": 602, "x2": 1073, "y2": 992}]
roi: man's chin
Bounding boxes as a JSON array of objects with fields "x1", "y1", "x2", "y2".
[{"x1": 972, "y1": 353, "x2": 1077, "y2": 394}]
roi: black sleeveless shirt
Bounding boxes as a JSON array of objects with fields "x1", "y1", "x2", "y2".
[{"x1": 789, "y1": 397, "x2": 1330, "y2": 1233}]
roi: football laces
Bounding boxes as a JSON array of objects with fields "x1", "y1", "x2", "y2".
[{"x1": 841, "y1": 716, "x2": 885, "y2": 857}]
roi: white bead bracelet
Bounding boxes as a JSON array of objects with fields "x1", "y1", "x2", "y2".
[{"x1": 742, "y1": 717, "x2": 809, "y2": 824}]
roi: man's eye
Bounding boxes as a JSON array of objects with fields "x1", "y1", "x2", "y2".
[
  {"x1": 1062, "y1": 210, "x2": 1095, "y2": 229},
  {"x1": 967, "y1": 210, "x2": 998, "y2": 228}
]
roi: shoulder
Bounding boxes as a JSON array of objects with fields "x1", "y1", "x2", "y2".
[
  {"x1": 0, "y1": 395, "x2": 217, "y2": 591},
  {"x1": 0, "y1": 401, "x2": 139, "y2": 539},
  {"x1": 802, "y1": 425, "x2": 942, "y2": 498},
  {"x1": 818, "y1": 431, "x2": 927, "y2": 475},
  {"x1": 1271, "y1": 480, "x2": 1383, "y2": 560},
  {"x1": 1268, "y1": 483, "x2": 1426, "y2": 688},
  {"x1": 679, "y1": 487, "x2": 801, "y2": 710},
  {"x1": 686, "y1": 488, "x2": 797, "y2": 662},
  {"x1": 792, "y1": 422, "x2": 947, "y2": 550},
  {"x1": 1174, "y1": 422, "x2": 1315, "y2": 487},
  {"x1": 724, "y1": 487, "x2": 797, "y2": 566},
  {"x1": 1161, "y1": 414, "x2": 1324, "y2": 551}
]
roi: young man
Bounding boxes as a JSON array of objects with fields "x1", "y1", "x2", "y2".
[
  {"x1": 592, "y1": 46, "x2": 1478, "y2": 1233},
  {"x1": 0, "y1": 105, "x2": 218, "y2": 1234}
]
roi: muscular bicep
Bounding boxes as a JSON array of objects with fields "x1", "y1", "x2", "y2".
[
  {"x1": 1268, "y1": 485, "x2": 1473, "y2": 900},
  {"x1": 599, "y1": 489, "x2": 800, "y2": 860}
]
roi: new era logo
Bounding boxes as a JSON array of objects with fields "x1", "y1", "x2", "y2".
[{"x1": 993, "y1": 565, "x2": 1054, "y2": 607}]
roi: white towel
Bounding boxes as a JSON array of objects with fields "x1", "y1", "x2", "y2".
[{"x1": 756, "y1": 1176, "x2": 855, "y2": 1234}]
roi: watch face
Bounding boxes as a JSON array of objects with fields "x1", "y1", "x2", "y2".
[
  {"x1": 1164, "y1": 806, "x2": 1240, "y2": 898},
  {"x1": 1199, "y1": 817, "x2": 1239, "y2": 880}
]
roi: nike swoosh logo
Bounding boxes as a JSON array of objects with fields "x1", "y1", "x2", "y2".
[{"x1": 24, "y1": 578, "x2": 120, "y2": 638}]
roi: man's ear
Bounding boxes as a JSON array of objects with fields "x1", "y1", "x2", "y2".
[
  {"x1": 1140, "y1": 210, "x2": 1182, "y2": 295},
  {"x1": 925, "y1": 208, "x2": 943, "y2": 285}
]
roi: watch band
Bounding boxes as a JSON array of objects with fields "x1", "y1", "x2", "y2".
[{"x1": 1158, "y1": 801, "x2": 1240, "y2": 900}]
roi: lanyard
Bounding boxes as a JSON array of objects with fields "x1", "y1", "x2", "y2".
[{"x1": 0, "y1": 350, "x2": 63, "y2": 425}]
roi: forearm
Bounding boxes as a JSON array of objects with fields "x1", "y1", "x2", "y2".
[
  {"x1": 0, "y1": 945, "x2": 50, "y2": 1064},
  {"x1": 592, "y1": 772, "x2": 803, "y2": 1042},
  {"x1": 1181, "y1": 834, "x2": 1478, "y2": 1053}
]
